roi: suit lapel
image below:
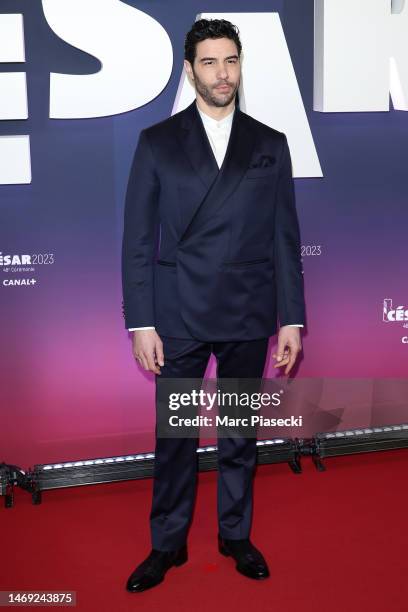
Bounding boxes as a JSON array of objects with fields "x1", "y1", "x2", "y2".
[
  {"x1": 176, "y1": 100, "x2": 257, "y2": 242},
  {"x1": 177, "y1": 101, "x2": 219, "y2": 191}
]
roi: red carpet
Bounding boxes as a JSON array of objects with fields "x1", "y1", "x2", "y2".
[{"x1": 1, "y1": 449, "x2": 408, "y2": 612}]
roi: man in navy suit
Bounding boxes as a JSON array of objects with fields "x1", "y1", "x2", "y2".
[{"x1": 122, "y1": 19, "x2": 306, "y2": 592}]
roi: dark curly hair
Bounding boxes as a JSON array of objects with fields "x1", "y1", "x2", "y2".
[{"x1": 184, "y1": 18, "x2": 242, "y2": 66}]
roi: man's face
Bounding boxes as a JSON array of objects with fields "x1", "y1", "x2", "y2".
[{"x1": 185, "y1": 37, "x2": 241, "y2": 108}]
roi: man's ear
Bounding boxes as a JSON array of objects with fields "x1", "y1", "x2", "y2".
[{"x1": 184, "y1": 59, "x2": 194, "y2": 81}]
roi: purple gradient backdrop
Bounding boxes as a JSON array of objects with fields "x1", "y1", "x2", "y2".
[{"x1": 0, "y1": 1, "x2": 407, "y2": 467}]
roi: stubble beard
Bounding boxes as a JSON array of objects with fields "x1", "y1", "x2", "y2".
[{"x1": 192, "y1": 69, "x2": 239, "y2": 108}]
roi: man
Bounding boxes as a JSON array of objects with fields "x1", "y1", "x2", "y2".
[{"x1": 122, "y1": 19, "x2": 306, "y2": 592}]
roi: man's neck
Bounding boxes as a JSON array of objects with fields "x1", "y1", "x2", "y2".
[{"x1": 195, "y1": 95, "x2": 236, "y2": 121}]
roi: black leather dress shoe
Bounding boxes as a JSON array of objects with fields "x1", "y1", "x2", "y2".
[
  {"x1": 126, "y1": 544, "x2": 188, "y2": 592},
  {"x1": 218, "y1": 534, "x2": 270, "y2": 580}
]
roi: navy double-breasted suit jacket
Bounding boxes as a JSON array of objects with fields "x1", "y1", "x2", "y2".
[{"x1": 121, "y1": 100, "x2": 306, "y2": 341}]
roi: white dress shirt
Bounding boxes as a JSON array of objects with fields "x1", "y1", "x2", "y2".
[{"x1": 129, "y1": 102, "x2": 303, "y2": 331}]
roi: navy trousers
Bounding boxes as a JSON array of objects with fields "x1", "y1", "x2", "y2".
[{"x1": 150, "y1": 335, "x2": 269, "y2": 551}]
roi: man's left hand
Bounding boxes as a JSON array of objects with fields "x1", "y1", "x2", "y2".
[{"x1": 272, "y1": 326, "x2": 303, "y2": 375}]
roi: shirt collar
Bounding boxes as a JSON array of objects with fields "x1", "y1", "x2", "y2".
[{"x1": 196, "y1": 101, "x2": 235, "y2": 129}]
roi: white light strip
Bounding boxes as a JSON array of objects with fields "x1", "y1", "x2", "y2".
[
  {"x1": 323, "y1": 424, "x2": 408, "y2": 440},
  {"x1": 40, "y1": 425, "x2": 408, "y2": 471},
  {"x1": 41, "y1": 451, "x2": 157, "y2": 470}
]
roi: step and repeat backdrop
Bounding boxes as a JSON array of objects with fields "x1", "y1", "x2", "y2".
[{"x1": 1, "y1": 0, "x2": 407, "y2": 466}]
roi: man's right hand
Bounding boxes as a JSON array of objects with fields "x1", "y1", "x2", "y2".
[{"x1": 132, "y1": 329, "x2": 164, "y2": 375}]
